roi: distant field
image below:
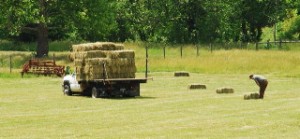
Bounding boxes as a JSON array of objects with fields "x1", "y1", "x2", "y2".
[
  {"x1": 0, "y1": 73, "x2": 299, "y2": 138},
  {"x1": 1, "y1": 43, "x2": 300, "y2": 77}
]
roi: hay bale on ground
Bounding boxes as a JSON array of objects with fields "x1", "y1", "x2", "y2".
[
  {"x1": 244, "y1": 93, "x2": 260, "y2": 100},
  {"x1": 244, "y1": 94, "x2": 251, "y2": 100},
  {"x1": 188, "y1": 84, "x2": 206, "y2": 89},
  {"x1": 174, "y1": 71, "x2": 190, "y2": 77},
  {"x1": 216, "y1": 87, "x2": 234, "y2": 94}
]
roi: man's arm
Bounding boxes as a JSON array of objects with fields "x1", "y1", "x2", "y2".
[{"x1": 254, "y1": 79, "x2": 261, "y2": 86}]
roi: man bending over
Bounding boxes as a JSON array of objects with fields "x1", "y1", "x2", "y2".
[{"x1": 249, "y1": 74, "x2": 268, "y2": 99}]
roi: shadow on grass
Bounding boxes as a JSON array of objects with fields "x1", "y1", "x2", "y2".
[
  {"x1": 69, "y1": 94, "x2": 156, "y2": 100},
  {"x1": 109, "y1": 96, "x2": 156, "y2": 100}
]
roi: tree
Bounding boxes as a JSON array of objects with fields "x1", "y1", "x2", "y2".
[
  {"x1": 0, "y1": 0, "x2": 116, "y2": 57},
  {"x1": 239, "y1": 0, "x2": 292, "y2": 42}
]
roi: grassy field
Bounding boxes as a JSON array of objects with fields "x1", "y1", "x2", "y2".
[
  {"x1": 0, "y1": 72, "x2": 299, "y2": 138},
  {"x1": 1, "y1": 42, "x2": 300, "y2": 77},
  {"x1": 1, "y1": 44, "x2": 300, "y2": 138}
]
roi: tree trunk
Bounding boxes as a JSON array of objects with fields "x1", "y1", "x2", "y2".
[
  {"x1": 36, "y1": 23, "x2": 49, "y2": 57},
  {"x1": 36, "y1": 0, "x2": 49, "y2": 58}
]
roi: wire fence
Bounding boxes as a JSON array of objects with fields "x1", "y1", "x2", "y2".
[
  {"x1": 1, "y1": 41, "x2": 299, "y2": 74},
  {"x1": 144, "y1": 40, "x2": 300, "y2": 58},
  {"x1": 0, "y1": 53, "x2": 32, "y2": 73}
]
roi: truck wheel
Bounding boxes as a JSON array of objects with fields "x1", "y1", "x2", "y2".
[
  {"x1": 92, "y1": 87, "x2": 100, "y2": 98},
  {"x1": 64, "y1": 84, "x2": 73, "y2": 96}
]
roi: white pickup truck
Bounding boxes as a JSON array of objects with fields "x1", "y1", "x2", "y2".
[
  {"x1": 62, "y1": 73, "x2": 83, "y2": 95},
  {"x1": 62, "y1": 73, "x2": 147, "y2": 98}
]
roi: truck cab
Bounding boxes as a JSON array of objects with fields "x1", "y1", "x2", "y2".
[{"x1": 62, "y1": 73, "x2": 83, "y2": 96}]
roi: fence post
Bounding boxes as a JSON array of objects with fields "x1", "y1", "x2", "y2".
[
  {"x1": 267, "y1": 40, "x2": 270, "y2": 50},
  {"x1": 180, "y1": 45, "x2": 183, "y2": 58},
  {"x1": 240, "y1": 42, "x2": 243, "y2": 49},
  {"x1": 145, "y1": 44, "x2": 149, "y2": 78},
  {"x1": 196, "y1": 44, "x2": 199, "y2": 57},
  {"x1": 163, "y1": 46, "x2": 166, "y2": 59},
  {"x1": 279, "y1": 39, "x2": 282, "y2": 50},
  {"x1": 53, "y1": 53, "x2": 56, "y2": 65},
  {"x1": 210, "y1": 43, "x2": 213, "y2": 53},
  {"x1": 255, "y1": 42, "x2": 258, "y2": 51},
  {"x1": 9, "y1": 55, "x2": 12, "y2": 73}
]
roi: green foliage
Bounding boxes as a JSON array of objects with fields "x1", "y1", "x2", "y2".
[
  {"x1": 0, "y1": 0, "x2": 299, "y2": 46},
  {"x1": 279, "y1": 13, "x2": 300, "y2": 40},
  {"x1": 0, "y1": 40, "x2": 72, "y2": 51}
]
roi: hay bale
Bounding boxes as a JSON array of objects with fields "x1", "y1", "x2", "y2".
[
  {"x1": 244, "y1": 93, "x2": 260, "y2": 100},
  {"x1": 115, "y1": 43, "x2": 125, "y2": 50},
  {"x1": 74, "y1": 52, "x2": 88, "y2": 59},
  {"x1": 244, "y1": 94, "x2": 251, "y2": 100},
  {"x1": 74, "y1": 59, "x2": 86, "y2": 66},
  {"x1": 188, "y1": 84, "x2": 206, "y2": 89},
  {"x1": 72, "y1": 42, "x2": 124, "y2": 52},
  {"x1": 86, "y1": 51, "x2": 107, "y2": 58},
  {"x1": 84, "y1": 58, "x2": 136, "y2": 79},
  {"x1": 118, "y1": 50, "x2": 135, "y2": 58},
  {"x1": 69, "y1": 53, "x2": 75, "y2": 61},
  {"x1": 86, "y1": 58, "x2": 109, "y2": 66},
  {"x1": 250, "y1": 93, "x2": 260, "y2": 99},
  {"x1": 72, "y1": 42, "x2": 136, "y2": 79},
  {"x1": 174, "y1": 71, "x2": 190, "y2": 77},
  {"x1": 216, "y1": 88, "x2": 222, "y2": 94},
  {"x1": 216, "y1": 87, "x2": 234, "y2": 94}
]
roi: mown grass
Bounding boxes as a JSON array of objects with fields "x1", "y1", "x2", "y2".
[
  {"x1": 0, "y1": 73, "x2": 299, "y2": 138},
  {"x1": 1, "y1": 43, "x2": 300, "y2": 138}
]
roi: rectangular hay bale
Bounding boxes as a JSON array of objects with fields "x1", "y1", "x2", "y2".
[{"x1": 189, "y1": 84, "x2": 207, "y2": 89}]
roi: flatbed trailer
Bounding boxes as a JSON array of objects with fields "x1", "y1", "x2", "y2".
[
  {"x1": 63, "y1": 74, "x2": 148, "y2": 98},
  {"x1": 80, "y1": 78, "x2": 147, "y2": 98}
]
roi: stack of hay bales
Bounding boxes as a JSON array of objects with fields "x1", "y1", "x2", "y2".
[
  {"x1": 216, "y1": 87, "x2": 234, "y2": 94},
  {"x1": 244, "y1": 93, "x2": 260, "y2": 100},
  {"x1": 72, "y1": 42, "x2": 136, "y2": 80}
]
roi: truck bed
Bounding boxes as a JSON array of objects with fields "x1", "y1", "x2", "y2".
[{"x1": 78, "y1": 78, "x2": 148, "y2": 84}]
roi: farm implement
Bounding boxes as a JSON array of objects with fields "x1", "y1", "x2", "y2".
[{"x1": 21, "y1": 58, "x2": 65, "y2": 77}]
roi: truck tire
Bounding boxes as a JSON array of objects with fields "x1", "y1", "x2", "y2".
[
  {"x1": 92, "y1": 87, "x2": 100, "y2": 98},
  {"x1": 63, "y1": 84, "x2": 73, "y2": 96}
]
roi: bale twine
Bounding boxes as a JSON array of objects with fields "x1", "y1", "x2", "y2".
[
  {"x1": 188, "y1": 84, "x2": 206, "y2": 90},
  {"x1": 216, "y1": 87, "x2": 234, "y2": 94},
  {"x1": 174, "y1": 71, "x2": 190, "y2": 77}
]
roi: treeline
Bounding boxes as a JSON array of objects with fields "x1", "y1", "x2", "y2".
[{"x1": 0, "y1": 0, "x2": 300, "y2": 56}]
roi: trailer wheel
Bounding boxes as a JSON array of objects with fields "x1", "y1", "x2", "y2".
[
  {"x1": 92, "y1": 87, "x2": 100, "y2": 98},
  {"x1": 63, "y1": 84, "x2": 73, "y2": 96}
]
